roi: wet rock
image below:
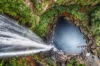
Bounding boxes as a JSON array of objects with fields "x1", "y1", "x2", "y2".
[
  {"x1": 88, "y1": 40, "x2": 93, "y2": 45},
  {"x1": 84, "y1": 31, "x2": 88, "y2": 35},
  {"x1": 55, "y1": 52, "x2": 67, "y2": 62}
]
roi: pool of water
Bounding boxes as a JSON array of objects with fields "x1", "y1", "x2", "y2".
[{"x1": 53, "y1": 17, "x2": 86, "y2": 55}]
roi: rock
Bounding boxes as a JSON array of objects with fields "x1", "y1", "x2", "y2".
[
  {"x1": 85, "y1": 53, "x2": 100, "y2": 66},
  {"x1": 84, "y1": 31, "x2": 88, "y2": 35}
]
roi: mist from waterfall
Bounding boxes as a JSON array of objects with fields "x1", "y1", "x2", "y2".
[{"x1": 0, "y1": 14, "x2": 53, "y2": 58}]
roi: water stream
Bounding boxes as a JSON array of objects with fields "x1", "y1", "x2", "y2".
[{"x1": 0, "y1": 14, "x2": 53, "y2": 58}]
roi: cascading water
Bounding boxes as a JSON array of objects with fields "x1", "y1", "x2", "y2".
[{"x1": 0, "y1": 14, "x2": 53, "y2": 58}]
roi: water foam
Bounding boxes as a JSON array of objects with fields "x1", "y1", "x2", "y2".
[{"x1": 0, "y1": 14, "x2": 53, "y2": 58}]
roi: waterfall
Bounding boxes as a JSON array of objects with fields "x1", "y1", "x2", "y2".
[{"x1": 0, "y1": 14, "x2": 53, "y2": 58}]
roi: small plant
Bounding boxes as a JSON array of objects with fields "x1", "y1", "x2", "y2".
[
  {"x1": 90, "y1": 7, "x2": 100, "y2": 35},
  {"x1": 96, "y1": 36, "x2": 100, "y2": 46},
  {"x1": 66, "y1": 59, "x2": 84, "y2": 66}
]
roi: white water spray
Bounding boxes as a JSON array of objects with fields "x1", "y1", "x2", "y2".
[{"x1": 0, "y1": 14, "x2": 53, "y2": 58}]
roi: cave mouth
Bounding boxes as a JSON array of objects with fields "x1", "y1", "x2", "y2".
[{"x1": 48, "y1": 16, "x2": 87, "y2": 55}]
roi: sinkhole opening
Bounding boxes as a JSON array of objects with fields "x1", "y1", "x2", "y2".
[{"x1": 48, "y1": 16, "x2": 88, "y2": 55}]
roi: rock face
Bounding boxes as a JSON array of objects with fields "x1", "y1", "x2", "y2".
[{"x1": 53, "y1": 17, "x2": 86, "y2": 55}]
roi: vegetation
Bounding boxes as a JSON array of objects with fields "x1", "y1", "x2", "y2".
[
  {"x1": 66, "y1": 59, "x2": 84, "y2": 66},
  {"x1": 35, "y1": 4, "x2": 87, "y2": 37},
  {"x1": 90, "y1": 6, "x2": 100, "y2": 34},
  {"x1": 0, "y1": 0, "x2": 100, "y2": 66},
  {"x1": 90, "y1": 6, "x2": 100, "y2": 46},
  {"x1": 0, "y1": 0, "x2": 39, "y2": 29}
]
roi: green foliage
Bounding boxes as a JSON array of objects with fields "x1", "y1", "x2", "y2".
[
  {"x1": 73, "y1": 0, "x2": 100, "y2": 5},
  {"x1": 55, "y1": 0, "x2": 68, "y2": 5},
  {"x1": 0, "y1": 59, "x2": 3, "y2": 66},
  {"x1": 31, "y1": 0, "x2": 47, "y2": 15},
  {"x1": 0, "y1": 57, "x2": 27, "y2": 66},
  {"x1": 66, "y1": 59, "x2": 84, "y2": 66},
  {"x1": 89, "y1": 6, "x2": 100, "y2": 46},
  {"x1": 90, "y1": 21, "x2": 100, "y2": 35},
  {"x1": 8, "y1": 58, "x2": 18, "y2": 66},
  {"x1": 96, "y1": 36, "x2": 100, "y2": 46},
  {"x1": 44, "y1": 58, "x2": 56, "y2": 66},
  {"x1": 36, "y1": 5, "x2": 87, "y2": 37},
  {"x1": 30, "y1": 0, "x2": 99, "y2": 37},
  {"x1": 66, "y1": 59, "x2": 75, "y2": 66},
  {"x1": 0, "y1": 0, "x2": 39, "y2": 29},
  {"x1": 90, "y1": 7, "x2": 100, "y2": 35},
  {"x1": 55, "y1": 0, "x2": 100, "y2": 6}
]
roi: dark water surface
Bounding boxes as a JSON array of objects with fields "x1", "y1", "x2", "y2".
[{"x1": 53, "y1": 17, "x2": 86, "y2": 54}]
